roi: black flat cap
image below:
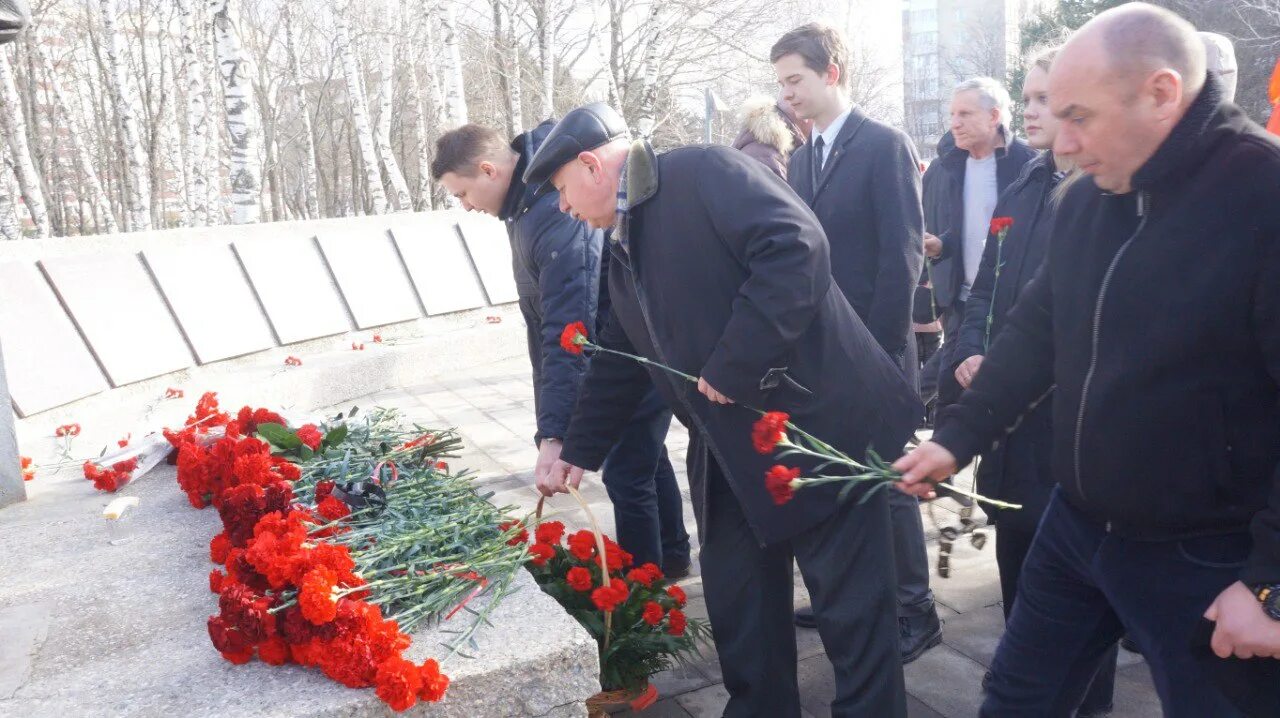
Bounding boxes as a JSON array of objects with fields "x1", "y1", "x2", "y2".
[{"x1": 523, "y1": 102, "x2": 629, "y2": 195}]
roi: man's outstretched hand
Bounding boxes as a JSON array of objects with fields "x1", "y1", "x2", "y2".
[{"x1": 892, "y1": 440, "x2": 959, "y2": 499}]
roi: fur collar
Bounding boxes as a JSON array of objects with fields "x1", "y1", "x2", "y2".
[{"x1": 624, "y1": 140, "x2": 660, "y2": 210}]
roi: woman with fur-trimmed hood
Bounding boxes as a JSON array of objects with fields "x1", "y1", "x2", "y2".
[{"x1": 732, "y1": 95, "x2": 810, "y2": 180}]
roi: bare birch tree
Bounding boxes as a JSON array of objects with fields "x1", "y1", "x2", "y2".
[
  {"x1": 374, "y1": 26, "x2": 412, "y2": 210},
  {"x1": 100, "y1": 0, "x2": 151, "y2": 231},
  {"x1": 177, "y1": 0, "x2": 211, "y2": 226},
  {"x1": 335, "y1": 9, "x2": 387, "y2": 214},
  {"x1": 211, "y1": 0, "x2": 264, "y2": 224},
  {"x1": 282, "y1": 5, "x2": 320, "y2": 219},
  {"x1": 0, "y1": 48, "x2": 48, "y2": 237},
  {"x1": 634, "y1": 1, "x2": 664, "y2": 138},
  {"x1": 0, "y1": 160, "x2": 18, "y2": 240},
  {"x1": 37, "y1": 45, "x2": 118, "y2": 234},
  {"x1": 438, "y1": 0, "x2": 468, "y2": 126},
  {"x1": 537, "y1": 0, "x2": 555, "y2": 119}
]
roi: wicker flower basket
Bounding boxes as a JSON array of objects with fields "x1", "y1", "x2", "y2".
[{"x1": 586, "y1": 681, "x2": 658, "y2": 716}]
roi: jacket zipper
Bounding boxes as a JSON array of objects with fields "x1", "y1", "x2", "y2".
[{"x1": 1073, "y1": 191, "x2": 1149, "y2": 512}]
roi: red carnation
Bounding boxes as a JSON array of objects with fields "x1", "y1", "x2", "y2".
[
  {"x1": 499, "y1": 520, "x2": 528, "y2": 545},
  {"x1": 752, "y1": 411, "x2": 790, "y2": 454},
  {"x1": 666, "y1": 584, "x2": 687, "y2": 607},
  {"x1": 284, "y1": 356, "x2": 302, "y2": 366},
  {"x1": 560, "y1": 321, "x2": 589, "y2": 355},
  {"x1": 257, "y1": 636, "x2": 290, "y2": 666},
  {"x1": 534, "y1": 520, "x2": 565, "y2": 545},
  {"x1": 374, "y1": 655, "x2": 422, "y2": 712},
  {"x1": 528, "y1": 542, "x2": 556, "y2": 567},
  {"x1": 566, "y1": 530, "x2": 596, "y2": 561},
  {"x1": 603, "y1": 537, "x2": 633, "y2": 572},
  {"x1": 667, "y1": 608, "x2": 688, "y2": 636},
  {"x1": 318, "y1": 496, "x2": 351, "y2": 522},
  {"x1": 627, "y1": 563, "x2": 663, "y2": 587},
  {"x1": 566, "y1": 566, "x2": 593, "y2": 592},
  {"x1": 55, "y1": 423, "x2": 81, "y2": 437},
  {"x1": 209, "y1": 569, "x2": 225, "y2": 594},
  {"x1": 315, "y1": 480, "x2": 336, "y2": 501},
  {"x1": 765, "y1": 465, "x2": 801, "y2": 505},
  {"x1": 210, "y1": 532, "x2": 232, "y2": 564},
  {"x1": 418, "y1": 659, "x2": 450, "y2": 702},
  {"x1": 20, "y1": 456, "x2": 34, "y2": 482},
  {"x1": 642, "y1": 601, "x2": 665, "y2": 626},
  {"x1": 990, "y1": 216, "x2": 1014, "y2": 235},
  {"x1": 299, "y1": 566, "x2": 340, "y2": 625},
  {"x1": 591, "y1": 577, "x2": 630, "y2": 612},
  {"x1": 296, "y1": 424, "x2": 323, "y2": 450}
]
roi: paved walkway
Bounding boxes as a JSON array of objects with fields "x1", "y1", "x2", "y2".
[{"x1": 364, "y1": 355, "x2": 1162, "y2": 717}]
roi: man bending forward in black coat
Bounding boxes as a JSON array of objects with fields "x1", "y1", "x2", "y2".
[{"x1": 525, "y1": 102, "x2": 922, "y2": 717}]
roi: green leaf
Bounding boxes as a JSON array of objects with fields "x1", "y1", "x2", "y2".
[
  {"x1": 298, "y1": 445, "x2": 315, "y2": 461},
  {"x1": 257, "y1": 423, "x2": 302, "y2": 449},
  {"x1": 324, "y1": 424, "x2": 349, "y2": 448}
]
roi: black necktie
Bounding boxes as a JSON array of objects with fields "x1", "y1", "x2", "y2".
[{"x1": 813, "y1": 135, "x2": 825, "y2": 188}]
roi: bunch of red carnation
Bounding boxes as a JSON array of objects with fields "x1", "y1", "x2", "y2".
[
  {"x1": 82, "y1": 457, "x2": 138, "y2": 492},
  {"x1": 517, "y1": 519, "x2": 703, "y2": 692},
  {"x1": 165, "y1": 393, "x2": 450, "y2": 712}
]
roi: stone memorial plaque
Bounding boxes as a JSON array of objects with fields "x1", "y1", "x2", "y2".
[
  {"x1": 39, "y1": 253, "x2": 194, "y2": 388},
  {"x1": 316, "y1": 227, "x2": 422, "y2": 328},
  {"x1": 456, "y1": 213, "x2": 519, "y2": 305},
  {"x1": 386, "y1": 212, "x2": 488, "y2": 315},
  {"x1": 232, "y1": 236, "x2": 351, "y2": 344},
  {"x1": 143, "y1": 244, "x2": 277, "y2": 363},
  {"x1": 0, "y1": 262, "x2": 109, "y2": 416}
]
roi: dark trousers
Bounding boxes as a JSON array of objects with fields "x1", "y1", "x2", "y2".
[
  {"x1": 600, "y1": 386, "x2": 690, "y2": 570},
  {"x1": 700, "y1": 457, "x2": 905, "y2": 717},
  {"x1": 995, "y1": 520, "x2": 1118, "y2": 714},
  {"x1": 983, "y1": 488, "x2": 1247, "y2": 717},
  {"x1": 936, "y1": 301, "x2": 966, "y2": 407}
]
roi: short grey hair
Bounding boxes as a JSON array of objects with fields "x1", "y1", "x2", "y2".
[{"x1": 953, "y1": 76, "x2": 1012, "y2": 130}]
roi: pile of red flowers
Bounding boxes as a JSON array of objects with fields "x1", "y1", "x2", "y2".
[
  {"x1": 516, "y1": 519, "x2": 703, "y2": 692},
  {"x1": 166, "y1": 392, "x2": 449, "y2": 712}
]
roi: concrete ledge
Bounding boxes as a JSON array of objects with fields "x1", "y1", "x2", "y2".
[{"x1": 1, "y1": 395, "x2": 600, "y2": 716}]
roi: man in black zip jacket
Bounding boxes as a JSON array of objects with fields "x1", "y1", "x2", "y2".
[
  {"x1": 895, "y1": 5, "x2": 1280, "y2": 716},
  {"x1": 430, "y1": 123, "x2": 690, "y2": 575}
]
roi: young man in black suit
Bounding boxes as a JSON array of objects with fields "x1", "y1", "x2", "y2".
[{"x1": 772, "y1": 23, "x2": 940, "y2": 663}]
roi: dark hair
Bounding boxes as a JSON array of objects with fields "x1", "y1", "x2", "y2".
[
  {"x1": 770, "y1": 23, "x2": 850, "y2": 90},
  {"x1": 430, "y1": 124, "x2": 509, "y2": 180}
]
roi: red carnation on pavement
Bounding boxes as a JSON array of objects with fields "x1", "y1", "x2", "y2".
[
  {"x1": 372, "y1": 334, "x2": 383, "y2": 343},
  {"x1": 566, "y1": 566, "x2": 593, "y2": 592},
  {"x1": 528, "y1": 542, "x2": 556, "y2": 567},
  {"x1": 164, "y1": 387, "x2": 185, "y2": 399},
  {"x1": 990, "y1": 216, "x2": 1014, "y2": 235},
  {"x1": 667, "y1": 608, "x2": 688, "y2": 636},
  {"x1": 418, "y1": 659, "x2": 450, "y2": 702},
  {"x1": 765, "y1": 465, "x2": 801, "y2": 505},
  {"x1": 299, "y1": 566, "x2": 340, "y2": 625},
  {"x1": 374, "y1": 655, "x2": 422, "y2": 712},
  {"x1": 257, "y1": 636, "x2": 290, "y2": 666},
  {"x1": 535, "y1": 520, "x2": 565, "y2": 545},
  {"x1": 210, "y1": 532, "x2": 232, "y2": 564},
  {"x1": 752, "y1": 412, "x2": 790, "y2": 454},
  {"x1": 642, "y1": 601, "x2": 665, "y2": 626},
  {"x1": 296, "y1": 424, "x2": 323, "y2": 450},
  {"x1": 209, "y1": 569, "x2": 225, "y2": 594},
  {"x1": 284, "y1": 356, "x2": 302, "y2": 367},
  {"x1": 560, "y1": 322, "x2": 589, "y2": 355},
  {"x1": 666, "y1": 584, "x2": 687, "y2": 607},
  {"x1": 20, "y1": 456, "x2": 34, "y2": 482},
  {"x1": 55, "y1": 423, "x2": 81, "y2": 437},
  {"x1": 315, "y1": 480, "x2": 336, "y2": 501}
]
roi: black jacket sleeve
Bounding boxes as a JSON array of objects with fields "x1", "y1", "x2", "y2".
[
  {"x1": 931, "y1": 253, "x2": 1056, "y2": 467},
  {"x1": 1243, "y1": 211, "x2": 1280, "y2": 585},
  {"x1": 867, "y1": 133, "x2": 924, "y2": 359},
  {"x1": 560, "y1": 304, "x2": 653, "y2": 471},
  {"x1": 527, "y1": 203, "x2": 599, "y2": 442},
  {"x1": 696, "y1": 149, "x2": 831, "y2": 407},
  {"x1": 952, "y1": 218, "x2": 1003, "y2": 368}
]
